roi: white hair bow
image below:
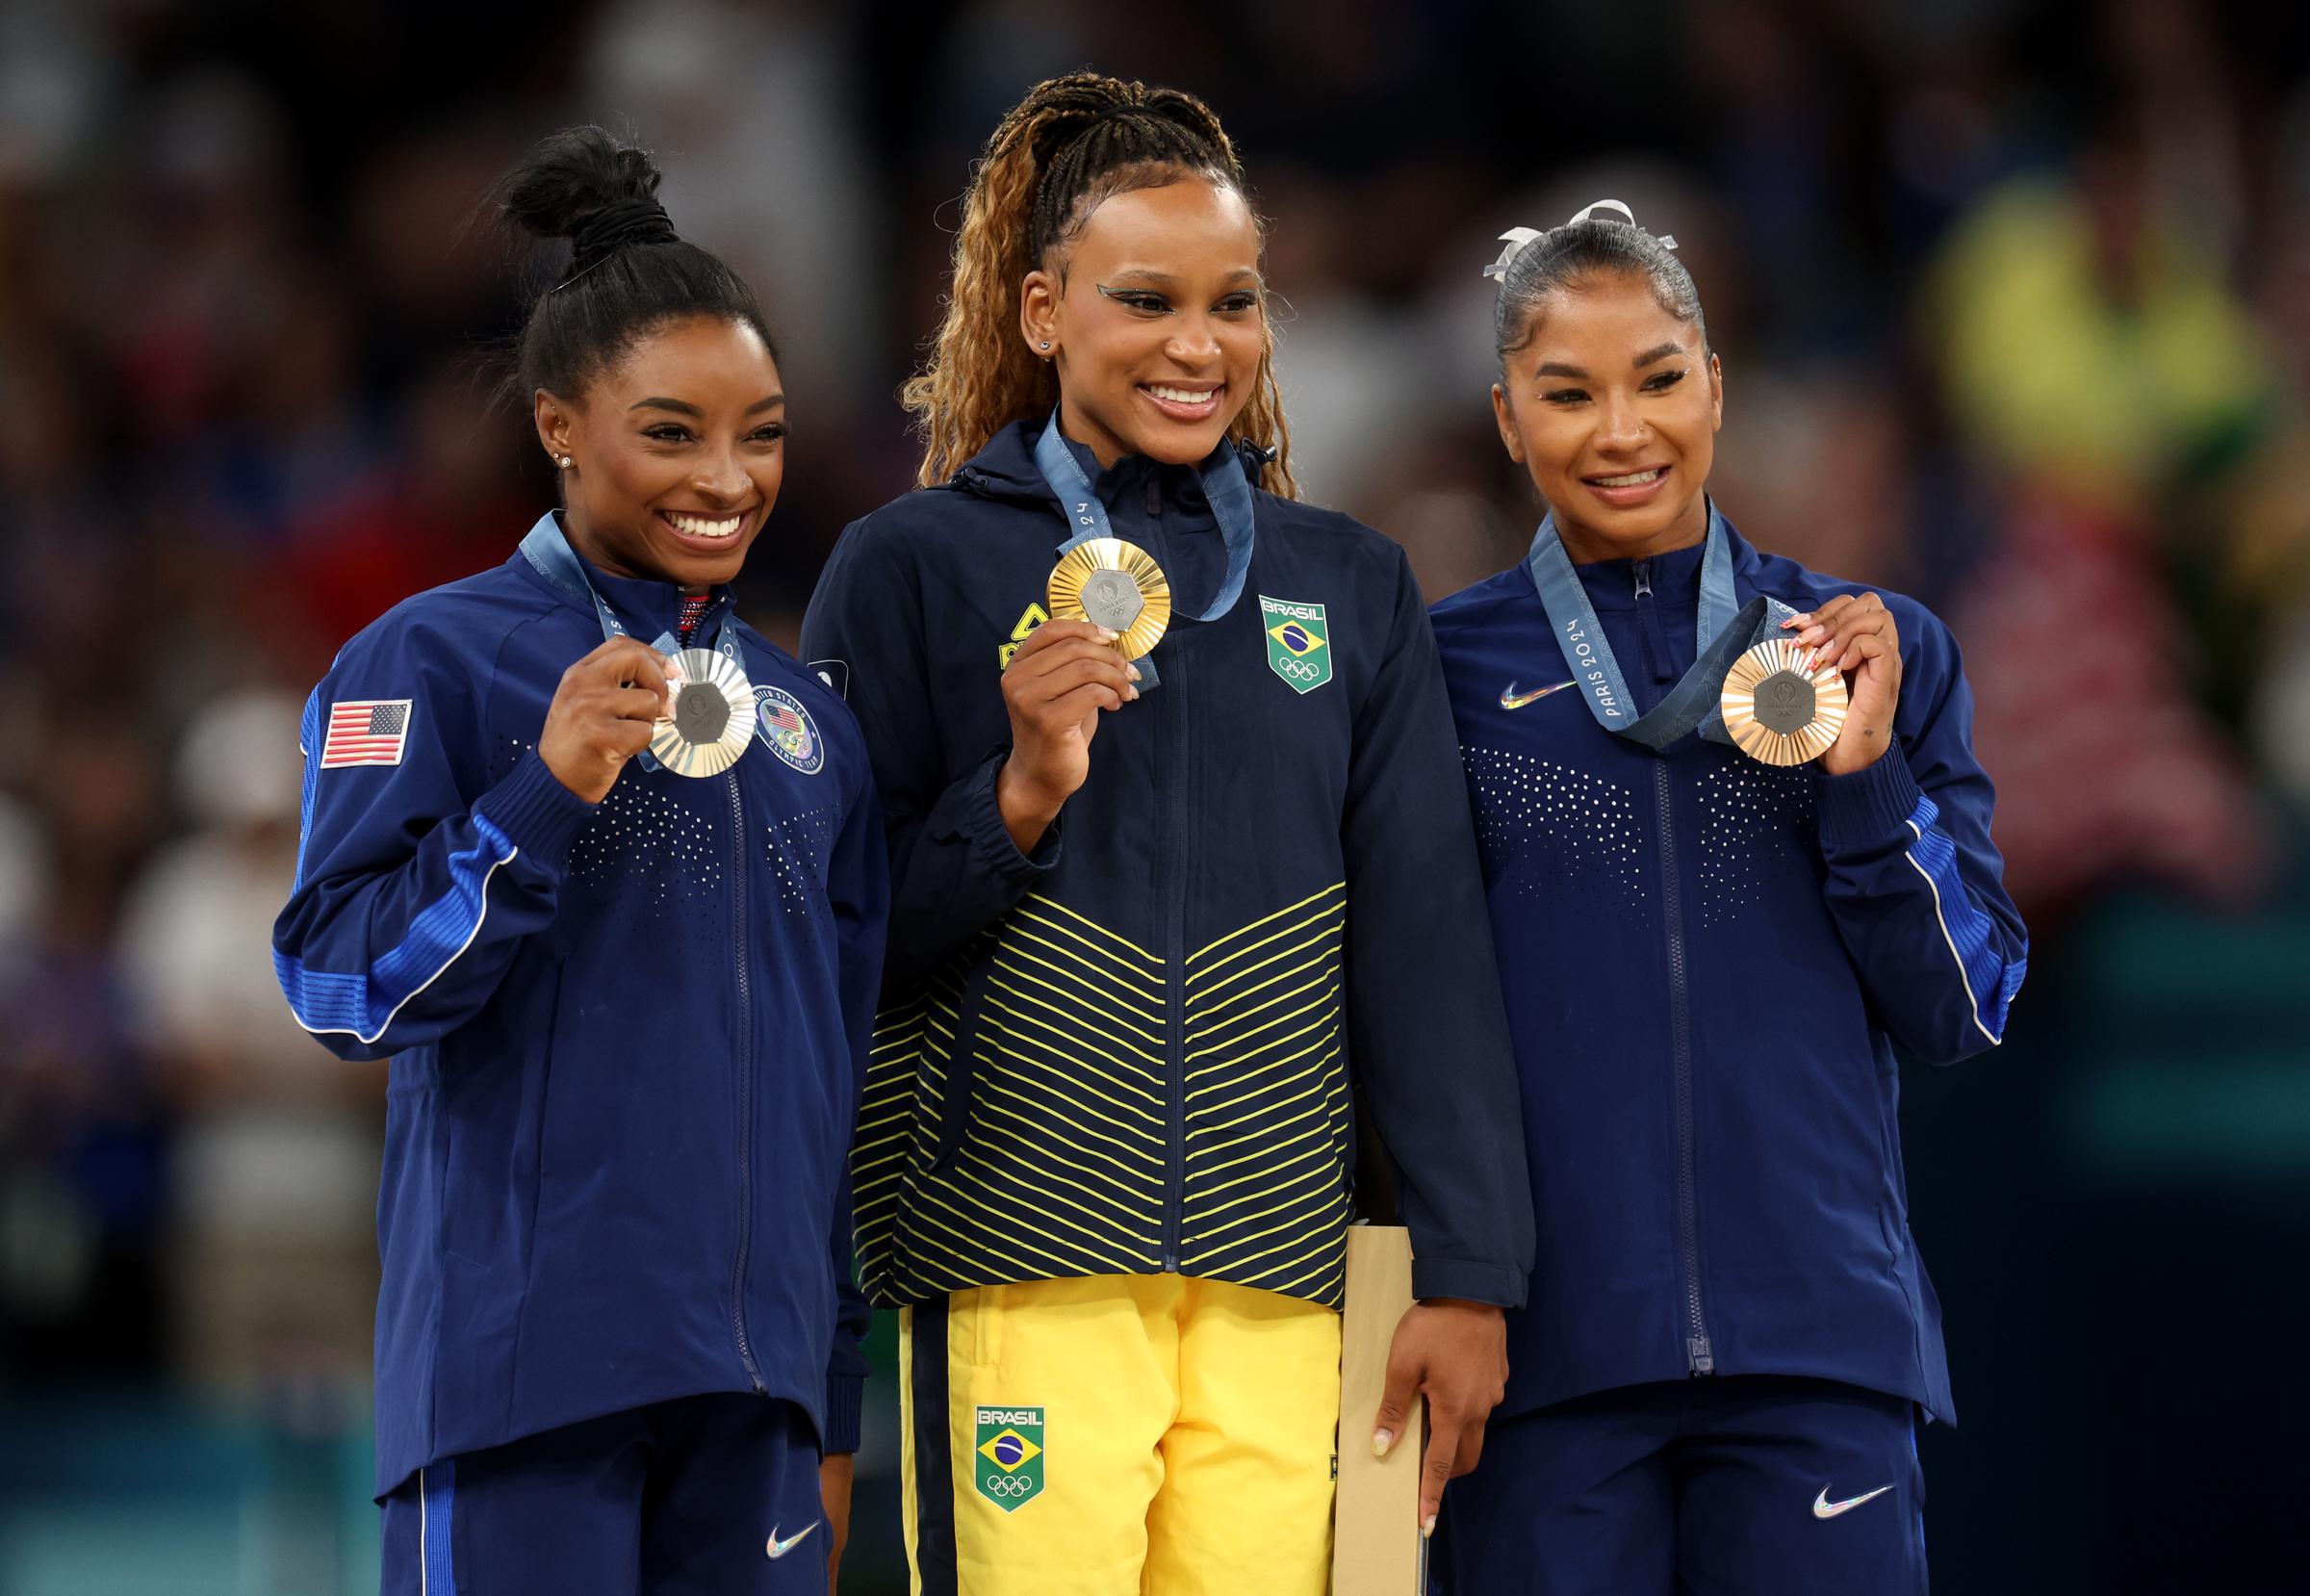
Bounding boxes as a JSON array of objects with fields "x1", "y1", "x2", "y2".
[
  {"x1": 1480, "y1": 198, "x2": 1679, "y2": 282},
  {"x1": 1481, "y1": 226, "x2": 1545, "y2": 281}
]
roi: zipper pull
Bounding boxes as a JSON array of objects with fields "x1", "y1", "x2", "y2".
[
  {"x1": 1145, "y1": 476, "x2": 1162, "y2": 517},
  {"x1": 1633, "y1": 558, "x2": 1672, "y2": 683}
]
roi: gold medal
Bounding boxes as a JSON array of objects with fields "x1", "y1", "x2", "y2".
[
  {"x1": 1047, "y1": 538, "x2": 1172, "y2": 661},
  {"x1": 651, "y1": 648, "x2": 757, "y2": 777},
  {"x1": 1720, "y1": 637, "x2": 1848, "y2": 766}
]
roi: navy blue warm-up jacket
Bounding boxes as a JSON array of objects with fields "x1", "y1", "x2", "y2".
[
  {"x1": 273, "y1": 523, "x2": 886, "y2": 1496},
  {"x1": 1431, "y1": 515, "x2": 2027, "y2": 1425}
]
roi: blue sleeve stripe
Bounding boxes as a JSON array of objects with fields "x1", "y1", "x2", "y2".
[
  {"x1": 420, "y1": 1461, "x2": 458, "y2": 1595},
  {"x1": 275, "y1": 814, "x2": 518, "y2": 1046},
  {"x1": 1902, "y1": 793, "x2": 2026, "y2": 1045}
]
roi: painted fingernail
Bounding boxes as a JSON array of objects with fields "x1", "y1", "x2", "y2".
[
  {"x1": 1127, "y1": 664, "x2": 1142, "y2": 682},
  {"x1": 1423, "y1": 1515, "x2": 1438, "y2": 1539},
  {"x1": 1096, "y1": 628, "x2": 1119, "y2": 642},
  {"x1": 1127, "y1": 686, "x2": 1140, "y2": 701},
  {"x1": 1373, "y1": 1429, "x2": 1393, "y2": 1456}
]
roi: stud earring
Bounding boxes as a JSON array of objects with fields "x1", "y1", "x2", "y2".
[
  {"x1": 556, "y1": 454, "x2": 573, "y2": 469},
  {"x1": 1039, "y1": 341, "x2": 1051, "y2": 351}
]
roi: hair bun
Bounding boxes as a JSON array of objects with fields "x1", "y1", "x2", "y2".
[
  {"x1": 568, "y1": 196, "x2": 677, "y2": 276},
  {"x1": 496, "y1": 125, "x2": 666, "y2": 246}
]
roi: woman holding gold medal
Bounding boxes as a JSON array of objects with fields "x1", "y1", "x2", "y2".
[
  {"x1": 1427, "y1": 204, "x2": 2030, "y2": 1595},
  {"x1": 802, "y1": 73, "x2": 1532, "y2": 1596},
  {"x1": 273, "y1": 129, "x2": 883, "y2": 1594}
]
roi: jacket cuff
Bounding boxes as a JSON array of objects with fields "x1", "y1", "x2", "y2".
[
  {"x1": 961, "y1": 749, "x2": 1063, "y2": 879},
  {"x1": 1815, "y1": 737, "x2": 1924, "y2": 852},
  {"x1": 821, "y1": 1369, "x2": 866, "y2": 1456},
  {"x1": 1412, "y1": 1257, "x2": 1527, "y2": 1310},
  {"x1": 475, "y1": 750, "x2": 597, "y2": 871}
]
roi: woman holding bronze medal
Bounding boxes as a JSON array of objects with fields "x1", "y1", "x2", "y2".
[
  {"x1": 1427, "y1": 203, "x2": 2031, "y2": 1596},
  {"x1": 802, "y1": 73, "x2": 1532, "y2": 1595},
  {"x1": 272, "y1": 129, "x2": 884, "y2": 1594}
]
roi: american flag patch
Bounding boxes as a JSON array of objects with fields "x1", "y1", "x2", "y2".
[{"x1": 320, "y1": 699, "x2": 413, "y2": 769}]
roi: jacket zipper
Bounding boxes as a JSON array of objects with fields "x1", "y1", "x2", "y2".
[
  {"x1": 1634, "y1": 559, "x2": 1673, "y2": 683},
  {"x1": 1150, "y1": 473, "x2": 1188, "y2": 1272},
  {"x1": 727, "y1": 740, "x2": 765, "y2": 1390},
  {"x1": 1634, "y1": 563, "x2": 1713, "y2": 1377}
]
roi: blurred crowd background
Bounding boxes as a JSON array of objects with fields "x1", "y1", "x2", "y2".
[{"x1": 1, "y1": 0, "x2": 2305, "y2": 1591}]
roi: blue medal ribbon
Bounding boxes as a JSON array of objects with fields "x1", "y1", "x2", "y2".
[
  {"x1": 1524, "y1": 504, "x2": 1796, "y2": 752},
  {"x1": 519, "y1": 511, "x2": 746, "y2": 772},
  {"x1": 1033, "y1": 411, "x2": 1258, "y2": 690}
]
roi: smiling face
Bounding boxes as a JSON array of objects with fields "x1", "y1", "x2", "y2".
[
  {"x1": 1492, "y1": 270, "x2": 1722, "y2": 564},
  {"x1": 1021, "y1": 177, "x2": 1265, "y2": 470},
  {"x1": 533, "y1": 314, "x2": 785, "y2": 588}
]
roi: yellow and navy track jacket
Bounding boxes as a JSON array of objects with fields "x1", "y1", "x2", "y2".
[{"x1": 801, "y1": 422, "x2": 1533, "y2": 1313}]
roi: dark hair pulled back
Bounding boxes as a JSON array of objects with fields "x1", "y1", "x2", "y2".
[
  {"x1": 1489, "y1": 201, "x2": 1707, "y2": 374},
  {"x1": 489, "y1": 125, "x2": 775, "y2": 410}
]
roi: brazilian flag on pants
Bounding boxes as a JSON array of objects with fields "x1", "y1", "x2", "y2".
[{"x1": 975, "y1": 1407, "x2": 1045, "y2": 1512}]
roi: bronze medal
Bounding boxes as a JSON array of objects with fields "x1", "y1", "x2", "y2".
[{"x1": 1719, "y1": 638, "x2": 1848, "y2": 765}]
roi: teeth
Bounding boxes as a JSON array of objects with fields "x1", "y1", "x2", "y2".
[
  {"x1": 666, "y1": 510, "x2": 743, "y2": 539},
  {"x1": 1591, "y1": 469, "x2": 1665, "y2": 488},
  {"x1": 1144, "y1": 385, "x2": 1219, "y2": 405}
]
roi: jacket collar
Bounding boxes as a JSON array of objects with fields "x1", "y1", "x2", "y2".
[
  {"x1": 521, "y1": 510, "x2": 733, "y2": 642},
  {"x1": 1564, "y1": 502, "x2": 1761, "y2": 611}
]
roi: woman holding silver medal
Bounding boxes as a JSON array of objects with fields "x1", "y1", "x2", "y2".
[
  {"x1": 272, "y1": 128, "x2": 883, "y2": 1595},
  {"x1": 1426, "y1": 202, "x2": 2031, "y2": 1595},
  {"x1": 802, "y1": 72, "x2": 1532, "y2": 1596}
]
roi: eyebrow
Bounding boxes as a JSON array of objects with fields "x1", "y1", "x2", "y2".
[
  {"x1": 1098, "y1": 267, "x2": 1263, "y2": 289},
  {"x1": 627, "y1": 394, "x2": 787, "y2": 416},
  {"x1": 1534, "y1": 342, "x2": 1688, "y2": 379}
]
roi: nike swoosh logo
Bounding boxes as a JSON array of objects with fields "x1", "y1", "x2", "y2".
[
  {"x1": 1812, "y1": 1484, "x2": 1893, "y2": 1520},
  {"x1": 1501, "y1": 679, "x2": 1577, "y2": 710},
  {"x1": 766, "y1": 1521, "x2": 820, "y2": 1558}
]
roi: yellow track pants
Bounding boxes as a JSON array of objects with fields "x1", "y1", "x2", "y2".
[{"x1": 898, "y1": 1273, "x2": 1341, "y2": 1595}]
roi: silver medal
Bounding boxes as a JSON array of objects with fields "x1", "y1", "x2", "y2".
[{"x1": 651, "y1": 648, "x2": 757, "y2": 777}]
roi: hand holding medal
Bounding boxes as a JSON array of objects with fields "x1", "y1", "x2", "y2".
[
  {"x1": 1780, "y1": 593, "x2": 1901, "y2": 775},
  {"x1": 539, "y1": 636, "x2": 679, "y2": 803},
  {"x1": 995, "y1": 618, "x2": 1142, "y2": 854}
]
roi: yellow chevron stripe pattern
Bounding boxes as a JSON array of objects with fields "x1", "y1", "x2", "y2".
[
  {"x1": 852, "y1": 883, "x2": 1353, "y2": 1309},
  {"x1": 1180, "y1": 882, "x2": 1352, "y2": 1302}
]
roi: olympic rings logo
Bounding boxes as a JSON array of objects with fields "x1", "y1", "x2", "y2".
[
  {"x1": 1277, "y1": 656, "x2": 1324, "y2": 682},
  {"x1": 983, "y1": 1472, "x2": 1038, "y2": 1496}
]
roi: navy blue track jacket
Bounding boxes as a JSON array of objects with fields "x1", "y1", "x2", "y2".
[
  {"x1": 1430, "y1": 517, "x2": 2027, "y2": 1424},
  {"x1": 801, "y1": 421, "x2": 1533, "y2": 1312},
  {"x1": 272, "y1": 525, "x2": 886, "y2": 1495}
]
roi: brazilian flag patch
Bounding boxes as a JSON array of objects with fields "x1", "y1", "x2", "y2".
[
  {"x1": 1260, "y1": 596, "x2": 1333, "y2": 694},
  {"x1": 973, "y1": 1405, "x2": 1046, "y2": 1512}
]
